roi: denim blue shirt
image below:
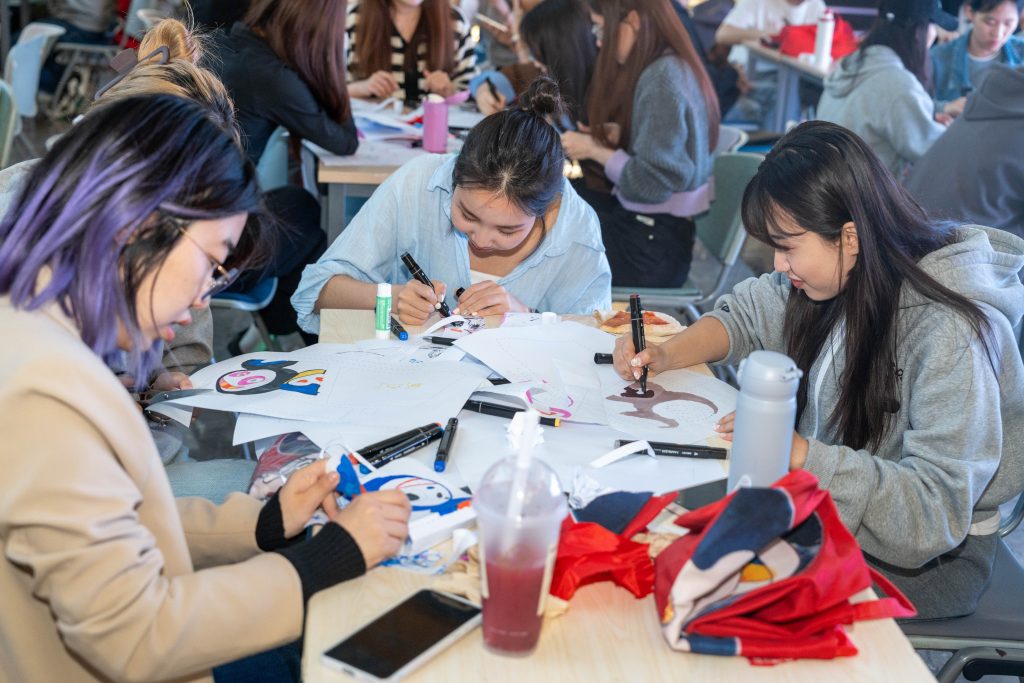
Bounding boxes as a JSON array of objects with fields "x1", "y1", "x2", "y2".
[
  {"x1": 931, "y1": 31, "x2": 1024, "y2": 109},
  {"x1": 292, "y1": 154, "x2": 612, "y2": 333}
]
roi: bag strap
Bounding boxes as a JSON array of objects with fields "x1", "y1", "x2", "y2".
[{"x1": 849, "y1": 568, "x2": 917, "y2": 621}]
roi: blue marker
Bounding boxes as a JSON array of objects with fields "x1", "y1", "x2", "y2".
[
  {"x1": 433, "y1": 417, "x2": 458, "y2": 472},
  {"x1": 335, "y1": 455, "x2": 362, "y2": 499},
  {"x1": 390, "y1": 317, "x2": 408, "y2": 341}
]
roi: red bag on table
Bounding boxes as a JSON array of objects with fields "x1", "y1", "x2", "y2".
[
  {"x1": 777, "y1": 18, "x2": 859, "y2": 60},
  {"x1": 654, "y1": 470, "x2": 915, "y2": 663}
]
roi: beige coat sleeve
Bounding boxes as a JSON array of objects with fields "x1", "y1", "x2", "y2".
[
  {"x1": 175, "y1": 494, "x2": 264, "y2": 570},
  {"x1": 0, "y1": 395, "x2": 304, "y2": 683}
]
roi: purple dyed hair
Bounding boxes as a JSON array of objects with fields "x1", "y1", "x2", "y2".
[{"x1": 0, "y1": 94, "x2": 267, "y2": 385}]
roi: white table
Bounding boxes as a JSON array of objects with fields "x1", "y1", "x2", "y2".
[
  {"x1": 303, "y1": 310, "x2": 937, "y2": 683},
  {"x1": 745, "y1": 41, "x2": 832, "y2": 133}
]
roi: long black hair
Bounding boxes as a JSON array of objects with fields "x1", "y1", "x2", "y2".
[
  {"x1": 741, "y1": 121, "x2": 994, "y2": 451},
  {"x1": 519, "y1": 0, "x2": 597, "y2": 124},
  {"x1": 844, "y1": 12, "x2": 933, "y2": 90},
  {"x1": 453, "y1": 76, "x2": 566, "y2": 217}
]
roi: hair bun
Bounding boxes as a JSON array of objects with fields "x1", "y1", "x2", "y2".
[
  {"x1": 139, "y1": 18, "x2": 204, "y2": 65},
  {"x1": 520, "y1": 76, "x2": 566, "y2": 120}
]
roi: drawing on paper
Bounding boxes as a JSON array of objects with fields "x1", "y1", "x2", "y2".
[
  {"x1": 362, "y1": 474, "x2": 472, "y2": 515},
  {"x1": 216, "y1": 359, "x2": 326, "y2": 396},
  {"x1": 524, "y1": 381, "x2": 575, "y2": 419},
  {"x1": 606, "y1": 381, "x2": 719, "y2": 429}
]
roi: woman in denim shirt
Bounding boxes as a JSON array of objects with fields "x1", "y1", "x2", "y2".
[
  {"x1": 293, "y1": 78, "x2": 612, "y2": 332},
  {"x1": 931, "y1": 0, "x2": 1024, "y2": 117}
]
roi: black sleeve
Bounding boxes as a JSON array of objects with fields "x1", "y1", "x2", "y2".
[
  {"x1": 275, "y1": 523, "x2": 367, "y2": 603},
  {"x1": 255, "y1": 492, "x2": 308, "y2": 551},
  {"x1": 261, "y1": 64, "x2": 360, "y2": 157}
]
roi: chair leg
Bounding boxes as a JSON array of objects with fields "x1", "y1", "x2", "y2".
[
  {"x1": 937, "y1": 646, "x2": 1024, "y2": 683},
  {"x1": 250, "y1": 312, "x2": 279, "y2": 352}
]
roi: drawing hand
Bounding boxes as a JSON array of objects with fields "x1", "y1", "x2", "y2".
[
  {"x1": 452, "y1": 280, "x2": 527, "y2": 316},
  {"x1": 396, "y1": 279, "x2": 447, "y2": 326},
  {"x1": 613, "y1": 335, "x2": 667, "y2": 381},
  {"x1": 278, "y1": 460, "x2": 342, "y2": 538},
  {"x1": 713, "y1": 411, "x2": 735, "y2": 442},
  {"x1": 151, "y1": 371, "x2": 193, "y2": 392},
  {"x1": 331, "y1": 491, "x2": 412, "y2": 568}
]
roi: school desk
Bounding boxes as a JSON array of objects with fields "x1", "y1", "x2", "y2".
[
  {"x1": 303, "y1": 309, "x2": 937, "y2": 682},
  {"x1": 744, "y1": 41, "x2": 833, "y2": 134},
  {"x1": 302, "y1": 137, "x2": 462, "y2": 244}
]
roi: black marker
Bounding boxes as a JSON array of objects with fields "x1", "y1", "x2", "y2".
[
  {"x1": 462, "y1": 399, "x2": 560, "y2": 427},
  {"x1": 358, "y1": 423, "x2": 440, "y2": 460},
  {"x1": 629, "y1": 294, "x2": 648, "y2": 393},
  {"x1": 390, "y1": 317, "x2": 408, "y2": 341},
  {"x1": 594, "y1": 353, "x2": 613, "y2": 364},
  {"x1": 484, "y1": 77, "x2": 500, "y2": 104},
  {"x1": 434, "y1": 417, "x2": 459, "y2": 472},
  {"x1": 401, "y1": 252, "x2": 451, "y2": 317},
  {"x1": 455, "y1": 287, "x2": 466, "y2": 299},
  {"x1": 423, "y1": 335, "x2": 456, "y2": 346},
  {"x1": 615, "y1": 439, "x2": 728, "y2": 460},
  {"x1": 369, "y1": 424, "x2": 444, "y2": 467}
]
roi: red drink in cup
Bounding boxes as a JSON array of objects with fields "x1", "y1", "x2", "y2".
[{"x1": 475, "y1": 456, "x2": 565, "y2": 657}]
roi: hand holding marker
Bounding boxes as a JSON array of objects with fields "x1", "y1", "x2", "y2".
[
  {"x1": 401, "y1": 252, "x2": 451, "y2": 317},
  {"x1": 629, "y1": 294, "x2": 649, "y2": 394}
]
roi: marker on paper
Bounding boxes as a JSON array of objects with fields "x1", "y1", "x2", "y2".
[
  {"x1": 434, "y1": 417, "x2": 459, "y2": 472},
  {"x1": 462, "y1": 399, "x2": 560, "y2": 427},
  {"x1": 614, "y1": 439, "x2": 728, "y2": 460},
  {"x1": 594, "y1": 353, "x2": 613, "y2": 364},
  {"x1": 369, "y1": 424, "x2": 444, "y2": 467},
  {"x1": 423, "y1": 335, "x2": 456, "y2": 346},
  {"x1": 401, "y1": 252, "x2": 451, "y2": 317},
  {"x1": 390, "y1": 317, "x2": 409, "y2": 341},
  {"x1": 357, "y1": 423, "x2": 441, "y2": 461}
]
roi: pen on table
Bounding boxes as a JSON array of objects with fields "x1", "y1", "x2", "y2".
[
  {"x1": 369, "y1": 424, "x2": 445, "y2": 467},
  {"x1": 390, "y1": 317, "x2": 408, "y2": 341},
  {"x1": 434, "y1": 417, "x2": 459, "y2": 472},
  {"x1": 615, "y1": 439, "x2": 728, "y2": 460},
  {"x1": 462, "y1": 398, "x2": 560, "y2": 427},
  {"x1": 629, "y1": 293, "x2": 648, "y2": 393},
  {"x1": 594, "y1": 353, "x2": 613, "y2": 364},
  {"x1": 423, "y1": 335, "x2": 456, "y2": 346},
  {"x1": 400, "y1": 251, "x2": 452, "y2": 317},
  {"x1": 357, "y1": 423, "x2": 440, "y2": 460}
]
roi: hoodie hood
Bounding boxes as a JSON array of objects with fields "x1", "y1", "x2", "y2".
[
  {"x1": 824, "y1": 45, "x2": 909, "y2": 98},
  {"x1": 963, "y1": 64, "x2": 1024, "y2": 122},
  {"x1": 903, "y1": 225, "x2": 1024, "y2": 326}
]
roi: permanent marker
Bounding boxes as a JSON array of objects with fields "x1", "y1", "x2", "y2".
[
  {"x1": 615, "y1": 439, "x2": 728, "y2": 460},
  {"x1": 423, "y1": 335, "x2": 456, "y2": 346},
  {"x1": 434, "y1": 417, "x2": 459, "y2": 472},
  {"x1": 369, "y1": 424, "x2": 444, "y2": 467},
  {"x1": 390, "y1": 317, "x2": 408, "y2": 341},
  {"x1": 400, "y1": 252, "x2": 451, "y2": 317},
  {"x1": 463, "y1": 399, "x2": 560, "y2": 427},
  {"x1": 357, "y1": 423, "x2": 440, "y2": 460},
  {"x1": 594, "y1": 353, "x2": 613, "y2": 364},
  {"x1": 629, "y1": 294, "x2": 648, "y2": 393}
]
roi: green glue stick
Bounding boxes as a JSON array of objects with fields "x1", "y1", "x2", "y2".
[{"x1": 375, "y1": 283, "x2": 392, "y2": 340}]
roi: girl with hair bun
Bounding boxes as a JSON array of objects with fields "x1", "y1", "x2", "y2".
[{"x1": 293, "y1": 77, "x2": 612, "y2": 331}]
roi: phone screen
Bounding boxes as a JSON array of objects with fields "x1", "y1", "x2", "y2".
[
  {"x1": 323, "y1": 590, "x2": 481, "y2": 680},
  {"x1": 677, "y1": 478, "x2": 728, "y2": 511}
]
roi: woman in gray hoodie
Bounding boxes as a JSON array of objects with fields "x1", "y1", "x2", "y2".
[
  {"x1": 613, "y1": 121, "x2": 1024, "y2": 619},
  {"x1": 817, "y1": 0, "x2": 955, "y2": 179}
]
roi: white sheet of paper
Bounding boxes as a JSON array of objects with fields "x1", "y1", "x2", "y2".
[{"x1": 597, "y1": 365, "x2": 738, "y2": 445}]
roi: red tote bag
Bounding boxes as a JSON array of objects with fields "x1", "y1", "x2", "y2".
[{"x1": 654, "y1": 470, "x2": 915, "y2": 662}]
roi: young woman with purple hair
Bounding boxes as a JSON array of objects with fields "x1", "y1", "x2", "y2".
[{"x1": 0, "y1": 94, "x2": 410, "y2": 683}]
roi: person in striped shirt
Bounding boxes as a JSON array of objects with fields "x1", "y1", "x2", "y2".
[{"x1": 346, "y1": 0, "x2": 479, "y2": 101}]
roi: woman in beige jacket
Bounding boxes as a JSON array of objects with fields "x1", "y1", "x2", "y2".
[{"x1": 0, "y1": 95, "x2": 410, "y2": 683}]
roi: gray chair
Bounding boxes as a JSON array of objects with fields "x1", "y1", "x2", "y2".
[
  {"x1": 610, "y1": 152, "x2": 765, "y2": 326},
  {"x1": 714, "y1": 125, "x2": 749, "y2": 155},
  {"x1": 901, "y1": 494, "x2": 1024, "y2": 683},
  {"x1": 0, "y1": 80, "x2": 16, "y2": 168}
]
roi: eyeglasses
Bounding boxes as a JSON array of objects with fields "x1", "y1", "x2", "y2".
[{"x1": 176, "y1": 227, "x2": 239, "y2": 301}]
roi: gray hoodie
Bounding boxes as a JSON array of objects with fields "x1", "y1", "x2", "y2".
[
  {"x1": 707, "y1": 226, "x2": 1024, "y2": 618},
  {"x1": 906, "y1": 64, "x2": 1024, "y2": 241},
  {"x1": 817, "y1": 45, "x2": 946, "y2": 179}
]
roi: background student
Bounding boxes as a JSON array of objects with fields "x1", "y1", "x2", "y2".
[
  {"x1": 292, "y1": 78, "x2": 612, "y2": 331},
  {"x1": 215, "y1": 0, "x2": 357, "y2": 349},
  {"x1": 472, "y1": 0, "x2": 598, "y2": 121},
  {"x1": 817, "y1": 0, "x2": 955, "y2": 178},
  {"x1": 0, "y1": 94, "x2": 411, "y2": 683},
  {"x1": 561, "y1": 0, "x2": 720, "y2": 289},
  {"x1": 614, "y1": 121, "x2": 1024, "y2": 619},
  {"x1": 907, "y1": 64, "x2": 1024, "y2": 241},
  {"x1": 931, "y1": 0, "x2": 1024, "y2": 117},
  {"x1": 346, "y1": 0, "x2": 478, "y2": 101}
]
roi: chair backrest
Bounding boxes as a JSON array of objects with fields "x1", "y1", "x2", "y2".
[
  {"x1": 257, "y1": 126, "x2": 290, "y2": 191},
  {"x1": 123, "y1": 0, "x2": 162, "y2": 44},
  {"x1": 3, "y1": 35, "x2": 48, "y2": 118},
  {"x1": 136, "y1": 8, "x2": 166, "y2": 31},
  {"x1": 0, "y1": 80, "x2": 17, "y2": 168},
  {"x1": 16, "y1": 22, "x2": 67, "y2": 60},
  {"x1": 714, "y1": 125, "x2": 748, "y2": 155},
  {"x1": 694, "y1": 152, "x2": 764, "y2": 267}
]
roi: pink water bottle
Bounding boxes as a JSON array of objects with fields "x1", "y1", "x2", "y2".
[{"x1": 422, "y1": 94, "x2": 448, "y2": 153}]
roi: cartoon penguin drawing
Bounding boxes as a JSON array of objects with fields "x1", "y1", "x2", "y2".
[
  {"x1": 361, "y1": 474, "x2": 471, "y2": 515},
  {"x1": 216, "y1": 359, "x2": 326, "y2": 396}
]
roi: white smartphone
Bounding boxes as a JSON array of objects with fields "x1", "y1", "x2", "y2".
[{"x1": 320, "y1": 589, "x2": 481, "y2": 682}]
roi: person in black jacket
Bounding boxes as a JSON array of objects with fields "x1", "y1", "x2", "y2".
[{"x1": 214, "y1": 0, "x2": 358, "y2": 348}]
